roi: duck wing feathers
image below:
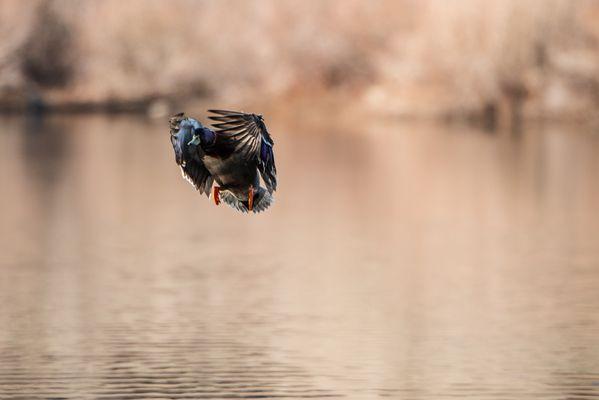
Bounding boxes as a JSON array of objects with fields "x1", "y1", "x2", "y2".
[{"x1": 208, "y1": 109, "x2": 277, "y2": 193}]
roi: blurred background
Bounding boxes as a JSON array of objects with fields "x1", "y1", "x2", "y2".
[
  {"x1": 1, "y1": 0, "x2": 599, "y2": 126},
  {"x1": 1, "y1": 1, "x2": 599, "y2": 400}
]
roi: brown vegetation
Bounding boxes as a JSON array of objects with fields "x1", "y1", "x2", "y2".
[{"x1": 0, "y1": 0, "x2": 598, "y2": 124}]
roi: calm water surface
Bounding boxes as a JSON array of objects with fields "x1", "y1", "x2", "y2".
[{"x1": 1, "y1": 114, "x2": 599, "y2": 399}]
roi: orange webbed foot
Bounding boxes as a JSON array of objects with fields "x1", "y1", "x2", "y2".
[
  {"x1": 213, "y1": 186, "x2": 221, "y2": 205},
  {"x1": 248, "y1": 185, "x2": 254, "y2": 212}
]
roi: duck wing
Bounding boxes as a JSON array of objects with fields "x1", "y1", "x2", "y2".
[{"x1": 208, "y1": 110, "x2": 277, "y2": 193}]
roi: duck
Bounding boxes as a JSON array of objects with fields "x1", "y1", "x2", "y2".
[{"x1": 169, "y1": 110, "x2": 277, "y2": 213}]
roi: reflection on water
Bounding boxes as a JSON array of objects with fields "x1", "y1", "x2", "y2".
[{"x1": 1, "y1": 114, "x2": 599, "y2": 399}]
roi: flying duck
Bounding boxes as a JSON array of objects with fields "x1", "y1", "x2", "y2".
[{"x1": 169, "y1": 110, "x2": 277, "y2": 213}]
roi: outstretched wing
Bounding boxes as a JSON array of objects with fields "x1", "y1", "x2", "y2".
[
  {"x1": 208, "y1": 110, "x2": 277, "y2": 193},
  {"x1": 170, "y1": 114, "x2": 213, "y2": 196}
]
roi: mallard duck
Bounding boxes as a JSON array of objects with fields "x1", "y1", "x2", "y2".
[{"x1": 169, "y1": 110, "x2": 277, "y2": 213}]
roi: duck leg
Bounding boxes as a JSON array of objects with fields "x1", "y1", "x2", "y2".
[
  {"x1": 213, "y1": 186, "x2": 221, "y2": 205},
  {"x1": 248, "y1": 185, "x2": 254, "y2": 212}
]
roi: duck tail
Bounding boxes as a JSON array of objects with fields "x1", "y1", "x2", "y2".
[
  {"x1": 218, "y1": 187, "x2": 274, "y2": 214},
  {"x1": 252, "y1": 187, "x2": 274, "y2": 213}
]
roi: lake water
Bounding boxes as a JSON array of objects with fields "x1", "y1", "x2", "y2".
[{"x1": 1, "y1": 114, "x2": 598, "y2": 399}]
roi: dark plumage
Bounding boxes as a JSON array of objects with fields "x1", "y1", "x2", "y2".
[{"x1": 169, "y1": 110, "x2": 277, "y2": 213}]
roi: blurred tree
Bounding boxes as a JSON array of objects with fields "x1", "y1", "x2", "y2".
[{"x1": 20, "y1": 1, "x2": 74, "y2": 88}]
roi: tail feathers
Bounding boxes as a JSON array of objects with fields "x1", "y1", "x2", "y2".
[
  {"x1": 219, "y1": 187, "x2": 273, "y2": 214},
  {"x1": 253, "y1": 188, "x2": 273, "y2": 213}
]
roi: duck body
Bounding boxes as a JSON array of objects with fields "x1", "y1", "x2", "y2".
[{"x1": 169, "y1": 110, "x2": 277, "y2": 213}]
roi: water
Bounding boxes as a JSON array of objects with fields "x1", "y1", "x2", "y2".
[{"x1": 1, "y1": 114, "x2": 599, "y2": 399}]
